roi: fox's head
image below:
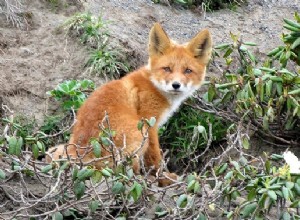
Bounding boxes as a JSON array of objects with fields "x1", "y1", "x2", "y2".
[{"x1": 147, "y1": 23, "x2": 212, "y2": 98}]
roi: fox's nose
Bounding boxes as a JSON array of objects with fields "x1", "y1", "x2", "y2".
[{"x1": 172, "y1": 82, "x2": 181, "y2": 90}]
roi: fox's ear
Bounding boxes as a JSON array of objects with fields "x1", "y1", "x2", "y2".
[
  {"x1": 149, "y1": 23, "x2": 171, "y2": 56},
  {"x1": 187, "y1": 29, "x2": 212, "y2": 64}
]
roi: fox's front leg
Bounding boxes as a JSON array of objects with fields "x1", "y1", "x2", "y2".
[{"x1": 143, "y1": 127, "x2": 177, "y2": 186}]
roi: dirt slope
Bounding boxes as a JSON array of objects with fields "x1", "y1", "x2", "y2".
[
  {"x1": 0, "y1": 0, "x2": 87, "y2": 123},
  {"x1": 0, "y1": 0, "x2": 299, "y2": 123}
]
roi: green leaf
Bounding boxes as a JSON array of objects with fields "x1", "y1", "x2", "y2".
[
  {"x1": 267, "y1": 190, "x2": 277, "y2": 201},
  {"x1": 269, "y1": 76, "x2": 283, "y2": 82},
  {"x1": 247, "y1": 188, "x2": 256, "y2": 201},
  {"x1": 260, "y1": 67, "x2": 276, "y2": 73},
  {"x1": 112, "y1": 181, "x2": 125, "y2": 194},
  {"x1": 207, "y1": 85, "x2": 216, "y2": 102},
  {"x1": 223, "y1": 48, "x2": 233, "y2": 58},
  {"x1": 77, "y1": 168, "x2": 94, "y2": 181},
  {"x1": 155, "y1": 210, "x2": 169, "y2": 218},
  {"x1": 286, "y1": 182, "x2": 294, "y2": 189},
  {"x1": 186, "y1": 174, "x2": 196, "y2": 184},
  {"x1": 91, "y1": 139, "x2": 101, "y2": 158},
  {"x1": 8, "y1": 136, "x2": 17, "y2": 155},
  {"x1": 230, "y1": 161, "x2": 240, "y2": 171},
  {"x1": 197, "y1": 125, "x2": 208, "y2": 141},
  {"x1": 224, "y1": 171, "x2": 233, "y2": 180},
  {"x1": 294, "y1": 183, "x2": 300, "y2": 195},
  {"x1": 52, "y1": 212, "x2": 63, "y2": 220},
  {"x1": 137, "y1": 120, "x2": 143, "y2": 131},
  {"x1": 288, "y1": 88, "x2": 300, "y2": 95},
  {"x1": 187, "y1": 179, "x2": 201, "y2": 193},
  {"x1": 241, "y1": 202, "x2": 257, "y2": 218},
  {"x1": 290, "y1": 200, "x2": 300, "y2": 208},
  {"x1": 283, "y1": 24, "x2": 300, "y2": 32},
  {"x1": 263, "y1": 115, "x2": 269, "y2": 130},
  {"x1": 215, "y1": 82, "x2": 238, "y2": 89},
  {"x1": 0, "y1": 169, "x2": 6, "y2": 180},
  {"x1": 187, "y1": 180, "x2": 196, "y2": 192},
  {"x1": 196, "y1": 212, "x2": 207, "y2": 220},
  {"x1": 176, "y1": 194, "x2": 188, "y2": 208},
  {"x1": 247, "y1": 50, "x2": 256, "y2": 62},
  {"x1": 214, "y1": 43, "x2": 230, "y2": 49},
  {"x1": 284, "y1": 18, "x2": 300, "y2": 29},
  {"x1": 147, "y1": 117, "x2": 156, "y2": 127},
  {"x1": 72, "y1": 166, "x2": 79, "y2": 181},
  {"x1": 32, "y1": 144, "x2": 39, "y2": 159},
  {"x1": 265, "y1": 160, "x2": 271, "y2": 174},
  {"x1": 74, "y1": 181, "x2": 85, "y2": 200},
  {"x1": 270, "y1": 154, "x2": 284, "y2": 160},
  {"x1": 91, "y1": 170, "x2": 102, "y2": 184},
  {"x1": 266, "y1": 80, "x2": 273, "y2": 97},
  {"x1": 282, "y1": 211, "x2": 291, "y2": 220},
  {"x1": 275, "y1": 82, "x2": 283, "y2": 96},
  {"x1": 15, "y1": 137, "x2": 23, "y2": 156},
  {"x1": 130, "y1": 182, "x2": 143, "y2": 202},
  {"x1": 221, "y1": 91, "x2": 232, "y2": 104},
  {"x1": 59, "y1": 161, "x2": 70, "y2": 171},
  {"x1": 291, "y1": 37, "x2": 300, "y2": 49},
  {"x1": 89, "y1": 200, "x2": 99, "y2": 213},
  {"x1": 244, "y1": 42, "x2": 257, "y2": 46},
  {"x1": 42, "y1": 164, "x2": 53, "y2": 173},
  {"x1": 36, "y1": 141, "x2": 43, "y2": 151},
  {"x1": 217, "y1": 163, "x2": 228, "y2": 175},
  {"x1": 100, "y1": 137, "x2": 110, "y2": 147},
  {"x1": 193, "y1": 181, "x2": 201, "y2": 193},
  {"x1": 101, "y1": 168, "x2": 111, "y2": 177},
  {"x1": 254, "y1": 104, "x2": 263, "y2": 117},
  {"x1": 267, "y1": 47, "x2": 281, "y2": 56},
  {"x1": 242, "y1": 137, "x2": 250, "y2": 149},
  {"x1": 282, "y1": 186, "x2": 289, "y2": 200}
]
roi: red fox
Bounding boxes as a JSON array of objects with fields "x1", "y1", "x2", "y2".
[{"x1": 47, "y1": 23, "x2": 212, "y2": 186}]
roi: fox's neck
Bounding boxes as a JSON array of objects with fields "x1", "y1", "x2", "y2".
[{"x1": 156, "y1": 89, "x2": 192, "y2": 127}]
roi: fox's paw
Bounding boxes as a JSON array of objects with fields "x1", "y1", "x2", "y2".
[{"x1": 158, "y1": 172, "x2": 178, "y2": 187}]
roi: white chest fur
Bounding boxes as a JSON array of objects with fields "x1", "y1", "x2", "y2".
[{"x1": 158, "y1": 92, "x2": 191, "y2": 127}]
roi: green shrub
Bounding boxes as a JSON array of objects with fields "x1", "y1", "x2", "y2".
[
  {"x1": 86, "y1": 47, "x2": 129, "y2": 80},
  {"x1": 205, "y1": 13, "x2": 300, "y2": 144},
  {"x1": 152, "y1": 0, "x2": 245, "y2": 11},
  {"x1": 62, "y1": 12, "x2": 109, "y2": 48},
  {"x1": 62, "y1": 13, "x2": 129, "y2": 79},
  {"x1": 47, "y1": 79, "x2": 94, "y2": 111},
  {"x1": 161, "y1": 103, "x2": 229, "y2": 170},
  {"x1": 268, "y1": 13, "x2": 300, "y2": 66}
]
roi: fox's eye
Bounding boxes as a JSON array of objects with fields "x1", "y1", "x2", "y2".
[
  {"x1": 163, "y1": 67, "x2": 171, "y2": 73},
  {"x1": 184, "y1": 68, "x2": 192, "y2": 74}
]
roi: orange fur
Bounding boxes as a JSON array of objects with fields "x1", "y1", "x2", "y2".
[{"x1": 47, "y1": 23, "x2": 212, "y2": 186}]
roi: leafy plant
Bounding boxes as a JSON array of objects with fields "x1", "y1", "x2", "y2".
[
  {"x1": 161, "y1": 103, "x2": 228, "y2": 170},
  {"x1": 62, "y1": 12, "x2": 109, "y2": 48},
  {"x1": 268, "y1": 13, "x2": 300, "y2": 66},
  {"x1": 2, "y1": 114, "x2": 38, "y2": 139},
  {"x1": 206, "y1": 13, "x2": 300, "y2": 144},
  {"x1": 152, "y1": 0, "x2": 245, "y2": 11},
  {"x1": 62, "y1": 13, "x2": 130, "y2": 79},
  {"x1": 47, "y1": 79, "x2": 94, "y2": 111},
  {"x1": 86, "y1": 48, "x2": 129, "y2": 80},
  {"x1": 1, "y1": 114, "x2": 48, "y2": 163}
]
